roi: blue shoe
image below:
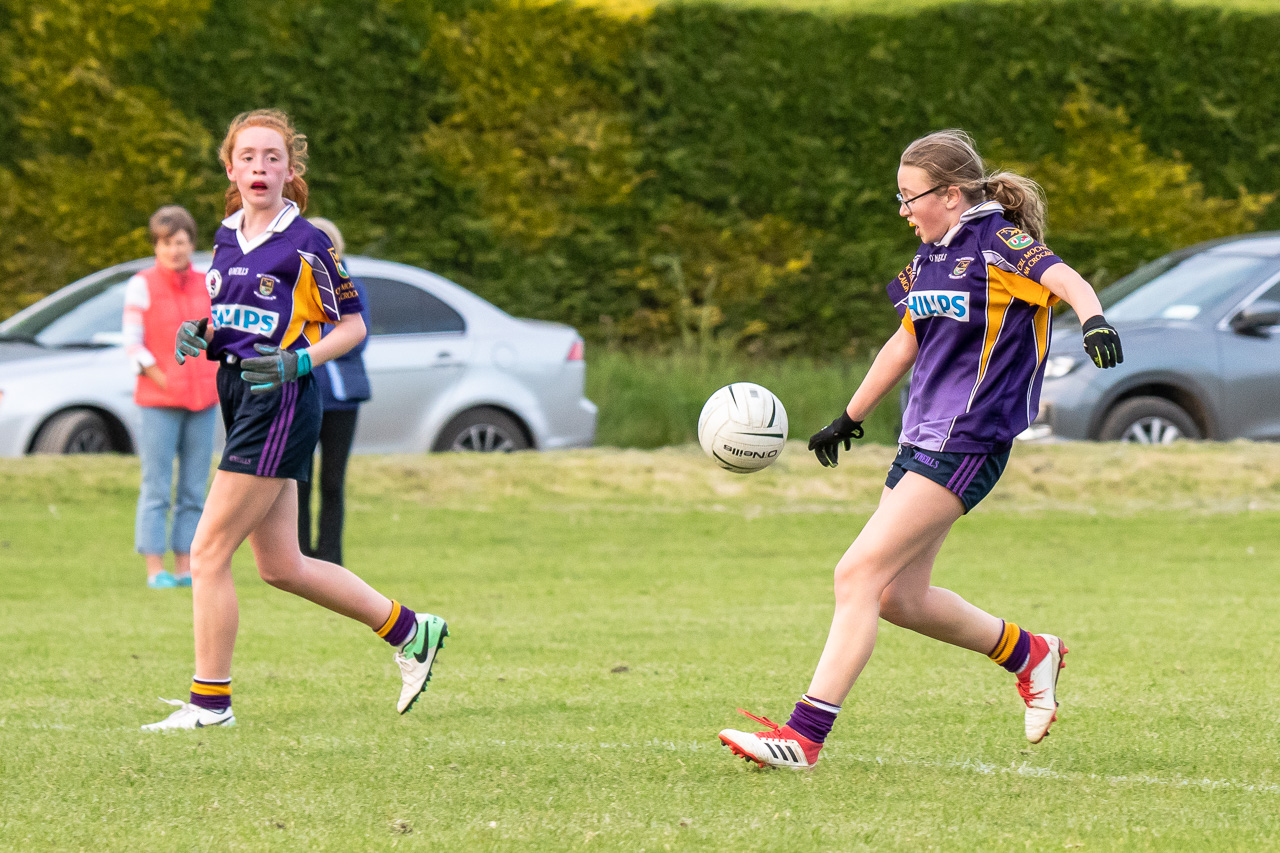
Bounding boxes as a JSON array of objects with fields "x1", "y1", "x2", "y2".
[
  {"x1": 147, "y1": 571, "x2": 179, "y2": 589},
  {"x1": 173, "y1": 573, "x2": 193, "y2": 588}
]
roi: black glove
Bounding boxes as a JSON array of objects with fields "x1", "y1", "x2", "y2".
[
  {"x1": 240, "y1": 344, "x2": 312, "y2": 394},
  {"x1": 1082, "y1": 315, "x2": 1124, "y2": 369},
  {"x1": 174, "y1": 318, "x2": 208, "y2": 364},
  {"x1": 807, "y1": 411, "x2": 864, "y2": 468}
]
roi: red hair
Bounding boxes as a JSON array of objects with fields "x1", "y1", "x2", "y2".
[{"x1": 219, "y1": 108, "x2": 309, "y2": 216}]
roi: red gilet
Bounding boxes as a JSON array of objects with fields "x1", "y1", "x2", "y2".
[{"x1": 133, "y1": 265, "x2": 219, "y2": 410}]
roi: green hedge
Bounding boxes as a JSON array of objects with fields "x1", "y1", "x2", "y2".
[{"x1": 2, "y1": 0, "x2": 1278, "y2": 355}]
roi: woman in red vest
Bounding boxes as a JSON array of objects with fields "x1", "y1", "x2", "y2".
[{"x1": 122, "y1": 206, "x2": 220, "y2": 588}]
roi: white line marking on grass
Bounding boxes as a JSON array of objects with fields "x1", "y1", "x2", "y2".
[
  {"x1": 837, "y1": 753, "x2": 1280, "y2": 795},
  {"x1": 489, "y1": 739, "x2": 1280, "y2": 795}
]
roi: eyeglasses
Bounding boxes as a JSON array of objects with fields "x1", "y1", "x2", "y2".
[{"x1": 896, "y1": 185, "x2": 946, "y2": 208}]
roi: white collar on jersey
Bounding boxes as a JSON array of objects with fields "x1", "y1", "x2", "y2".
[
  {"x1": 935, "y1": 200, "x2": 1004, "y2": 247},
  {"x1": 221, "y1": 199, "x2": 300, "y2": 255}
]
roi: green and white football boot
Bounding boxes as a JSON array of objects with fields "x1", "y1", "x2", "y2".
[{"x1": 395, "y1": 612, "x2": 448, "y2": 714}]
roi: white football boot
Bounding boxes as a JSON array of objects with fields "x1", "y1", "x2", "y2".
[
  {"x1": 719, "y1": 709, "x2": 823, "y2": 769},
  {"x1": 394, "y1": 612, "x2": 449, "y2": 714},
  {"x1": 1017, "y1": 634, "x2": 1067, "y2": 743},
  {"x1": 141, "y1": 698, "x2": 236, "y2": 731}
]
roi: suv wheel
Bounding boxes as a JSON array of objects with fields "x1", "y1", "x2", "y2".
[
  {"x1": 433, "y1": 407, "x2": 530, "y2": 453},
  {"x1": 32, "y1": 409, "x2": 114, "y2": 454},
  {"x1": 1098, "y1": 396, "x2": 1201, "y2": 444}
]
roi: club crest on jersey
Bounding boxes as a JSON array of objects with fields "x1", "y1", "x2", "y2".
[
  {"x1": 328, "y1": 247, "x2": 350, "y2": 279},
  {"x1": 998, "y1": 227, "x2": 1034, "y2": 250},
  {"x1": 212, "y1": 303, "x2": 279, "y2": 336},
  {"x1": 257, "y1": 275, "x2": 278, "y2": 297},
  {"x1": 950, "y1": 257, "x2": 973, "y2": 279},
  {"x1": 907, "y1": 290, "x2": 970, "y2": 322},
  {"x1": 205, "y1": 268, "x2": 222, "y2": 298}
]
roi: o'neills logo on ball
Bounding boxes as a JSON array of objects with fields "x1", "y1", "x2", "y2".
[
  {"x1": 721, "y1": 444, "x2": 780, "y2": 459},
  {"x1": 205, "y1": 268, "x2": 222, "y2": 298}
]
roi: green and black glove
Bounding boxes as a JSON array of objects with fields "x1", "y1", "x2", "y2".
[
  {"x1": 174, "y1": 318, "x2": 208, "y2": 364},
  {"x1": 807, "y1": 411, "x2": 864, "y2": 468},
  {"x1": 1082, "y1": 315, "x2": 1124, "y2": 369},
  {"x1": 240, "y1": 344, "x2": 312, "y2": 394}
]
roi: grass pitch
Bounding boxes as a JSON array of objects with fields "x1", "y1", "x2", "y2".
[{"x1": 2, "y1": 443, "x2": 1280, "y2": 851}]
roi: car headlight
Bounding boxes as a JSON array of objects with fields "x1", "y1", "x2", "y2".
[{"x1": 1043, "y1": 355, "x2": 1081, "y2": 379}]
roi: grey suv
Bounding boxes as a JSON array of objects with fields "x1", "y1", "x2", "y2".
[{"x1": 1031, "y1": 233, "x2": 1280, "y2": 443}]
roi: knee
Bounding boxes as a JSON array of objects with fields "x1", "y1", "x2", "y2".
[
  {"x1": 878, "y1": 587, "x2": 918, "y2": 627},
  {"x1": 189, "y1": 538, "x2": 231, "y2": 582},
  {"x1": 256, "y1": 554, "x2": 305, "y2": 591},
  {"x1": 832, "y1": 555, "x2": 887, "y2": 605}
]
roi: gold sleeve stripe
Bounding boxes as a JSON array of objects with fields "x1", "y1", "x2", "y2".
[{"x1": 373, "y1": 601, "x2": 401, "y2": 635}]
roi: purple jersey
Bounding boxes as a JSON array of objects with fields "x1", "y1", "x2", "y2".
[
  {"x1": 204, "y1": 201, "x2": 364, "y2": 361},
  {"x1": 887, "y1": 201, "x2": 1062, "y2": 453}
]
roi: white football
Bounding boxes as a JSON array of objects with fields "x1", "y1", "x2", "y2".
[{"x1": 698, "y1": 383, "x2": 788, "y2": 473}]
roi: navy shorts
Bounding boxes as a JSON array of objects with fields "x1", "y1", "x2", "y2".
[
  {"x1": 216, "y1": 362, "x2": 321, "y2": 481},
  {"x1": 885, "y1": 444, "x2": 1010, "y2": 512}
]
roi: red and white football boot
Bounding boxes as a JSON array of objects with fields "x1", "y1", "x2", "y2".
[
  {"x1": 718, "y1": 709, "x2": 823, "y2": 769},
  {"x1": 1018, "y1": 633, "x2": 1068, "y2": 743}
]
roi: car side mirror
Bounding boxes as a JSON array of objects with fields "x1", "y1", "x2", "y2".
[{"x1": 1230, "y1": 299, "x2": 1280, "y2": 337}]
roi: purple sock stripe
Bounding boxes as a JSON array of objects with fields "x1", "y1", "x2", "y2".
[
  {"x1": 1002, "y1": 629, "x2": 1032, "y2": 673},
  {"x1": 189, "y1": 691, "x2": 231, "y2": 712},
  {"x1": 954, "y1": 454, "x2": 988, "y2": 495},
  {"x1": 946, "y1": 455, "x2": 980, "y2": 492},
  {"x1": 786, "y1": 699, "x2": 837, "y2": 744},
  {"x1": 384, "y1": 605, "x2": 418, "y2": 647}
]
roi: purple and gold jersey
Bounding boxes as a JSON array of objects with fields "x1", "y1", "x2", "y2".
[
  {"x1": 888, "y1": 201, "x2": 1062, "y2": 453},
  {"x1": 204, "y1": 201, "x2": 364, "y2": 361}
]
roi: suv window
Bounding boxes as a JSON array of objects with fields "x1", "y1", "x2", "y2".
[{"x1": 362, "y1": 277, "x2": 465, "y2": 336}]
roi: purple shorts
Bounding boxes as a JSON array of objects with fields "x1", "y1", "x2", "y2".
[{"x1": 885, "y1": 444, "x2": 1010, "y2": 512}]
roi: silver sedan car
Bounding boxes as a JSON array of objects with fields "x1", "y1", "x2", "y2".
[{"x1": 0, "y1": 254, "x2": 597, "y2": 456}]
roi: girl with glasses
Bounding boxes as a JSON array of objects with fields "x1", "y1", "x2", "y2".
[{"x1": 719, "y1": 129, "x2": 1123, "y2": 768}]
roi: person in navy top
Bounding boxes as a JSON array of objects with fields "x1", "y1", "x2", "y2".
[
  {"x1": 719, "y1": 129, "x2": 1124, "y2": 769},
  {"x1": 142, "y1": 109, "x2": 447, "y2": 731},
  {"x1": 296, "y1": 217, "x2": 372, "y2": 568}
]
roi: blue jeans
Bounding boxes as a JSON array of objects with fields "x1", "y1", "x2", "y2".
[{"x1": 135, "y1": 405, "x2": 217, "y2": 555}]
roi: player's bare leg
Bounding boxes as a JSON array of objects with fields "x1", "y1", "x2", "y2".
[
  {"x1": 247, "y1": 480, "x2": 391, "y2": 626},
  {"x1": 877, "y1": 524, "x2": 1003, "y2": 652},
  {"x1": 720, "y1": 473, "x2": 962, "y2": 767},
  {"x1": 247, "y1": 478, "x2": 448, "y2": 714},
  {"x1": 806, "y1": 473, "x2": 964, "y2": 704},
  {"x1": 878, "y1": 487, "x2": 1066, "y2": 743}
]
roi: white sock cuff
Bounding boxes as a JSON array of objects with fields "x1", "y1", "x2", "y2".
[{"x1": 802, "y1": 694, "x2": 842, "y2": 714}]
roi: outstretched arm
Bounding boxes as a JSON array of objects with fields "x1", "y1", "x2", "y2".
[
  {"x1": 808, "y1": 325, "x2": 918, "y2": 467},
  {"x1": 1040, "y1": 263, "x2": 1123, "y2": 368},
  {"x1": 847, "y1": 324, "x2": 919, "y2": 420}
]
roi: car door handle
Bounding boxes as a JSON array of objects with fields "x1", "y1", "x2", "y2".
[{"x1": 436, "y1": 351, "x2": 452, "y2": 359}]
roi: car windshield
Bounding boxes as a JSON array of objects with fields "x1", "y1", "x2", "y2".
[
  {"x1": 1059, "y1": 252, "x2": 1272, "y2": 325},
  {"x1": 1, "y1": 272, "x2": 132, "y2": 347}
]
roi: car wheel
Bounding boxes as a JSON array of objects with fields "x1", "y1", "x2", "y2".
[
  {"x1": 1098, "y1": 396, "x2": 1201, "y2": 444},
  {"x1": 433, "y1": 407, "x2": 530, "y2": 453},
  {"x1": 32, "y1": 409, "x2": 115, "y2": 454}
]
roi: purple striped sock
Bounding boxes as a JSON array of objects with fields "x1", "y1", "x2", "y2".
[
  {"x1": 383, "y1": 605, "x2": 418, "y2": 647},
  {"x1": 785, "y1": 695, "x2": 840, "y2": 743},
  {"x1": 1001, "y1": 629, "x2": 1032, "y2": 674},
  {"x1": 190, "y1": 677, "x2": 231, "y2": 712}
]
